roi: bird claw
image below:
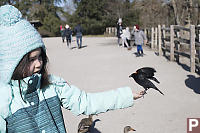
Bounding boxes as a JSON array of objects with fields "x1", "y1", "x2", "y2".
[{"x1": 142, "y1": 91, "x2": 147, "y2": 98}]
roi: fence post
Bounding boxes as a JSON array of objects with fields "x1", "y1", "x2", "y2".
[
  {"x1": 144, "y1": 28, "x2": 147, "y2": 46},
  {"x1": 155, "y1": 27, "x2": 158, "y2": 49},
  {"x1": 106, "y1": 28, "x2": 108, "y2": 34},
  {"x1": 112, "y1": 27, "x2": 115, "y2": 36},
  {"x1": 109, "y1": 27, "x2": 112, "y2": 34},
  {"x1": 190, "y1": 25, "x2": 195, "y2": 73},
  {"x1": 151, "y1": 27, "x2": 154, "y2": 49},
  {"x1": 162, "y1": 25, "x2": 166, "y2": 48},
  {"x1": 158, "y1": 25, "x2": 162, "y2": 56},
  {"x1": 170, "y1": 25, "x2": 175, "y2": 61},
  {"x1": 115, "y1": 27, "x2": 117, "y2": 36}
]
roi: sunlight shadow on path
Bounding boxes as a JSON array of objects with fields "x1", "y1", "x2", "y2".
[{"x1": 185, "y1": 75, "x2": 200, "y2": 94}]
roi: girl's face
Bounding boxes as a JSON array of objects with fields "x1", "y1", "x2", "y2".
[{"x1": 27, "y1": 48, "x2": 43, "y2": 77}]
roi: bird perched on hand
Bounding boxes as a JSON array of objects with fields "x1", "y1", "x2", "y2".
[
  {"x1": 129, "y1": 67, "x2": 164, "y2": 95},
  {"x1": 78, "y1": 115, "x2": 93, "y2": 133},
  {"x1": 124, "y1": 126, "x2": 136, "y2": 133}
]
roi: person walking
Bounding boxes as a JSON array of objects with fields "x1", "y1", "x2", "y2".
[
  {"x1": 0, "y1": 5, "x2": 145, "y2": 133},
  {"x1": 116, "y1": 18, "x2": 123, "y2": 46},
  {"x1": 60, "y1": 25, "x2": 65, "y2": 43},
  {"x1": 131, "y1": 24, "x2": 147, "y2": 56},
  {"x1": 121, "y1": 27, "x2": 131, "y2": 50},
  {"x1": 64, "y1": 24, "x2": 72, "y2": 48},
  {"x1": 74, "y1": 23, "x2": 83, "y2": 49}
]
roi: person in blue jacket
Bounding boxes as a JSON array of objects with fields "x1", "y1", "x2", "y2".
[
  {"x1": 0, "y1": 5, "x2": 144, "y2": 133},
  {"x1": 74, "y1": 23, "x2": 83, "y2": 49}
]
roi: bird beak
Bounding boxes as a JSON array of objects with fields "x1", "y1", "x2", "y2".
[
  {"x1": 130, "y1": 128, "x2": 136, "y2": 131},
  {"x1": 129, "y1": 72, "x2": 137, "y2": 77}
]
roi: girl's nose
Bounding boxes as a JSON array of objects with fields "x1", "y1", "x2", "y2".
[{"x1": 35, "y1": 59, "x2": 42, "y2": 68}]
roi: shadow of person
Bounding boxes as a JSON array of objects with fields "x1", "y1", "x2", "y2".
[
  {"x1": 154, "y1": 52, "x2": 159, "y2": 56},
  {"x1": 89, "y1": 119, "x2": 101, "y2": 133},
  {"x1": 185, "y1": 75, "x2": 200, "y2": 94},
  {"x1": 132, "y1": 52, "x2": 145, "y2": 57},
  {"x1": 177, "y1": 62, "x2": 190, "y2": 72},
  {"x1": 79, "y1": 45, "x2": 88, "y2": 49},
  {"x1": 70, "y1": 46, "x2": 77, "y2": 50}
]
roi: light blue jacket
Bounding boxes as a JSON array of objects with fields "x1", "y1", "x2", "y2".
[{"x1": 0, "y1": 74, "x2": 134, "y2": 132}]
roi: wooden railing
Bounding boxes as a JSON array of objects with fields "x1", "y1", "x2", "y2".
[
  {"x1": 150, "y1": 24, "x2": 200, "y2": 73},
  {"x1": 105, "y1": 27, "x2": 117, "y2": 36},
  {"x1": 105, "y1": 25, "x2": 200, "y2": 73}
]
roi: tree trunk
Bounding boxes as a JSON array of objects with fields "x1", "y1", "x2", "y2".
[{"x1": 171, "y1": 0, "x2": 181, "y2": 25}]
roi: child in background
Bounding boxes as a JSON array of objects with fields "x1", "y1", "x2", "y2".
[
  {"x1": 0, "y1": 5, "x2": 144, "y2": 133},
  {"x1": 60, "y1": 25, "x2": 65, "y2": 43},
  {"x1": 121, "y1": 27, "x2": 132, "y2": 50},
  {"x1": 131, "y1": 24, "x2": 147, "y2": 56}
]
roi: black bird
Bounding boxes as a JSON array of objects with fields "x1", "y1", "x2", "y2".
[
  {"x1": 136, "y1": 67, "x2": 160, "y2": 83},
  {"x1": 78, "y1": 115, "x2": 93, "y2": 133},
  {"x1": 129, "y1": 67, "x2": 164, "y2": 95}
]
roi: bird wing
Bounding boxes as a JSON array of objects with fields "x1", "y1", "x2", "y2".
[
  {"x1": 134, "y1": 73, "x2": 148, "y2": 88},
  {"x1": 142, "y1": 79, "x2": 164, "y2": 95},
  {"x1": 148, "y1": 77, "x2": 160, "y2": 83},
  {"x1": 141, "y1": 78, "x2": 157, "y2": 89},
  {"x1": 137, "y1": 67, "x2": 156, "y2": 77},
  {"x1": 136, "y1": 67, "x2": 161, "y2": 83}
]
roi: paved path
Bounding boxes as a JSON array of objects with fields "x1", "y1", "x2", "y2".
[{"x1": 43, "y1": 37, "x2": 200, "y2": 133}]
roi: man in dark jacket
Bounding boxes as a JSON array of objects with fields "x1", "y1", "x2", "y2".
[
  {"x1": 64, "y1": 24, "x2": 72, "y2": 48},
  {"x1": 74, "y1": 23, "x2": 83, "y2": 49},
  {"x1": 116, "y1": 18, "x2": 123, "y2": 46}
]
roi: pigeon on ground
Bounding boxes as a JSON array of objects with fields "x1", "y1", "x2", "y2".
[
  {"x1": 129, "y1": 67, "x2": 164, "y2": 95},
  {"x1": 124, "y1": 126, "x2": 136, "y2": 133}
]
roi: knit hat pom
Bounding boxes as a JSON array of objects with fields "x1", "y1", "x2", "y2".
[{"x1": 0, "y1": 5, "x2": 22, "y2": 27}]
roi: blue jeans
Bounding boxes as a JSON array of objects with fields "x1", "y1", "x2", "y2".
[
  {"x1": 137, "y1": 45, "x2": 143, "y2": 54},
  {"x1": 76, "y1": 36, "x2": 82, "y2": 48}
]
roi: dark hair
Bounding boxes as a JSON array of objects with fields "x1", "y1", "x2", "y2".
[{"x1": 11, "y1": 47, "x2": 50, "y2": 88}]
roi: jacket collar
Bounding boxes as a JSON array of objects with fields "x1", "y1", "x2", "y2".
[{"x1": 10, "y1": 73, "x2": 41, "y2": 94}]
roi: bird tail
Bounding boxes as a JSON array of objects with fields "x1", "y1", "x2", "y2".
[
  {"x1": 151, "y1": 77, "x2": 160, "y2": 83},
  {"x1": 154, "y1": 87, "x2": 164, "y2": 95}
]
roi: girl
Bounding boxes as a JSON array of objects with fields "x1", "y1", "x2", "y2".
[
  {"x1": 0, "y1": 5, "x2": 144, "y2": 133},
  {"x1": 60, "y1": 25, "x2": 65, "y2": 43}
]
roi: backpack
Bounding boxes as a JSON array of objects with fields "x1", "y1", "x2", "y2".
[{"x1": 65, "y1": 29, "x2": 71, "y2": 38}]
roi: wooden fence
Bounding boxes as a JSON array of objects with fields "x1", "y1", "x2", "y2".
[
  {"x1": 105, "y1": 27, "x2": 117, "y2": 36},
  {"x1": 149, "y1": 24, "x2": 200, "y2": 73},
  {"x1": 105, "y1": 25, "x2": 200, "y2": 73}
]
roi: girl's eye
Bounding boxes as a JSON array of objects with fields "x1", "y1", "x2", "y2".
[
  {"x1": 29, "y1": 55, "x2": 42, "y2": 62},
  {"x1": 38, "y1": 55, "x2": 42, "y2": 61},
  {"x1": 29, "y1": 58, "x2": 35, "y2": 62}
]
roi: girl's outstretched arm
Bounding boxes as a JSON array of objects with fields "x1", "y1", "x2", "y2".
[{"x1": 50, "y1": 75, "x2": 143, "y2": 116}]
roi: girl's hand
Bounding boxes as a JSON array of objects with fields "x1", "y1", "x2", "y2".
[{"x1": 133, "y1": 91, "x2": 145, "y2": 100}]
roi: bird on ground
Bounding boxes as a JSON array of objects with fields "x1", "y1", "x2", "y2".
[
  {"x1": 124, "y1": 126, "x2": 136, "y2": 133},
  {"x1": 129, "y1": 67, "x2": 164, "y2": 95},
  {"x1": 78, "y1": 115, "x2": 93, "y2": 133}
]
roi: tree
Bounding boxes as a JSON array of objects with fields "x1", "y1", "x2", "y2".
[
  {"x1": 171, "y1": 0, "x2": 181, "y2": 25},
  {"x1": 132, "y1": 0, "x2": 170, "y2": 27},
  {"x1": 0, "y1": 0, "x2": 67, "y2": 37},
  {"x1": 68, "y1": 0, "x2": 107, "y2": 35}
]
